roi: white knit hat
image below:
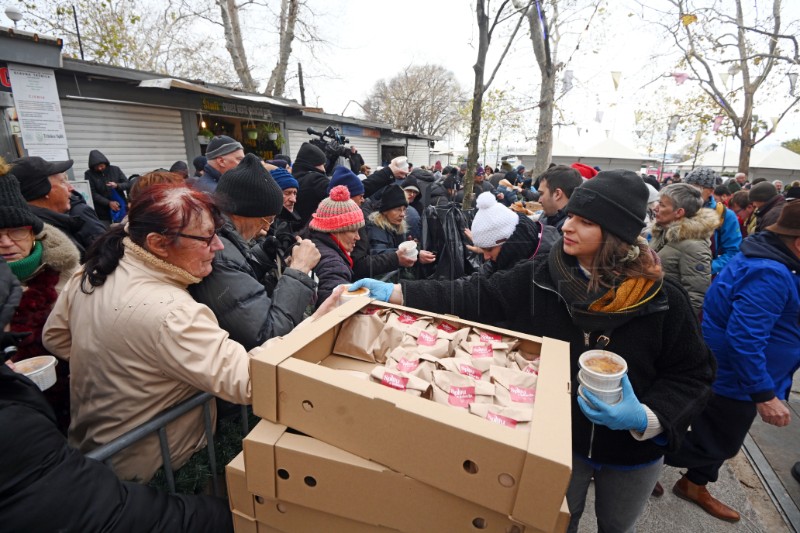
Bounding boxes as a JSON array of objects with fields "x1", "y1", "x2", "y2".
[{"x1": 471, "y1": 192, "x2": 519, "y2": 248}]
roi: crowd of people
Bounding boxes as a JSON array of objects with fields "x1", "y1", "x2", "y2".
[{"x1": 0, "y1": 134, "x2": 798, "y2": 532}]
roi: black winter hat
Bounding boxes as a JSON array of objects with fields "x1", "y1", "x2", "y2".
[
  {"x1": 0, "y1": 174, "x2": 44, "y2": 233},
  {"x1": 379, "y1": 184, "x2": 408, "y2": 212},
  {"x1": 566, "y1": 169, "x2": 648, "y2": 244},
  {"x1": 216, "y1": 153, "x2": 283, "y2": 217},
  {"x1": 11, "y1": 156, "x2": 74, "y2": 201},
  {"x1": 749, "y1": 181, "x2": 778, "y2": 202},
  {"x1": 295, "y1": 142, "x2": 326, "y2": 168}
]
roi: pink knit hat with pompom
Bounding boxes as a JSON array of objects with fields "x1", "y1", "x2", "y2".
[{"x1": 309, "y1": 185, "x2": 365, "y2": 233}]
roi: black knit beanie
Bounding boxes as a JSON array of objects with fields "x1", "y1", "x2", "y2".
[
  {"x1": 216, "y1": 154, "x2": 283, "y2": 217},
  {"x1": 379, "y1": 184, "x2": 408, "y2": 212},
  {"x1": 295, "y1": 142, "x2": 326, "y2": 168},
  {"x1": 0, "y1": 174, "x2": 44, "y2": 233},
  {"x1": 566, "y1": 169, "x2": 647, "y2": 244}
]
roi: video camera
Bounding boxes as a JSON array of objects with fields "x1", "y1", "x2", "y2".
[{"x1": 306, "y1": 126, "x2": 351, "y2": 175}]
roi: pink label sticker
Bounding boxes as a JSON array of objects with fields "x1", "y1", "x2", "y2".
[
  {"x1": 398, "y1": 313, "x2": 418, "y2": 324},
  {"x1": 437, "y1": 321, "x2": 458, "y2": 333},
  {"x1": 448, "y1": 386, "x2": 475, "y2": 408},
  {"x1": 523, "y1": 364, "x2": 539, "y2": 375},
  {"x1": 471, "y1": 343, "x2": 494, "y2": 358},
  {"x1": 510, "y1": 385, "x2": 536, "y2": 404},
  {"x1": 381, "y1": 372, "x2": 409, "y2": 391},
  {"x1": 458, "y1": 363, "x2": 483, "y2": 380},
  {"x1": 486, "y1": 411, "x2": 518, "y2": 428},
  {"x1": 479, "y1": 331, "x2": 502, "y2": 343},
  {"x1": 361, "y1": 306, "x2": 380, "y2": 315},
  {"x1": 417, "y1": 330, "x2": 438, "y2": 346},
  {"x1": 397, "y1": 358, "x2": 419, "y2": 372}
]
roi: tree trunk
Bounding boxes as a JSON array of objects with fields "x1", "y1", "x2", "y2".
[
  {"x1": 265, "y1": 0, "x2": 298, "y2": 97},
  {"x1": 737, "y1": 93, "x2": 754, "y2": 174},
  {"x1": 528, "y1": 1, "x2": 555, "y2": 178},
  {"x1": 464, "y1": 2, "x2": 490, "y2": 211},
  {"x1": 217, "y1": 0, "x2": 257, "y2": 92}
]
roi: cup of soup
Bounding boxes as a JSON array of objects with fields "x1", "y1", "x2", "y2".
[
  {"x1": 578, "y1": 350, "x2": 627, "y2": 390},
  {"x1": 338, "y1": 284, "x2": 371, "y2": 306}
]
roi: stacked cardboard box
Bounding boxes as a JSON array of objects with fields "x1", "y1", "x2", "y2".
[{"x1": 227, "y1": 298, "x2": 572, "y2": 532}]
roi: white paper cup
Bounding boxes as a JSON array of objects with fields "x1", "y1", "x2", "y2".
[
  {"x1": 578, "y1": 383, "x2": 622, "y2": 406},
  {"x1": 578, "y1": 350, "x2": 627, "y2": 390},
  {"x1": 337, "y1": 284, "x2": 371, "y2": 306},
  {"x1": 15, "y1": 355, "x2": 58, "y2": 391},
  {"x1": 398, "y1": 241, "x2": 418, "y2": 259}
]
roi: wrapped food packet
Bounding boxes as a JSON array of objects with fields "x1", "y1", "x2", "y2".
[
  {"x1": 397, "y1": 325, "x2": 458, "y2": 359},
  {"x1": 377, "y1": 311, "x2": 434, "y2": 361},
  {"x1": 508, "y1": 351, "x2": 541, "y2": 375},
  {"x1": 430, "y1": 370, "x2": 495, "y2": 409},
  {"x1": 469, "y1": 403, "x2": 534, "y2": 430},
  {"x1": 436, "y1": 356, "x2": 491, "y2": 382},
  {"x1": 454, "y1": 339, "x2": 508, "y2": 376},
  {"x1": 466, "y1": 328, "x2": 520, "y2": 352},
  {"x1": 490, "y1": 365, "x2": 538, "y2": 407},
  {"x1": 385, "y1": 347, "x2": 438, "y2": 382},
  {"x1": 370, "y1": 366, "x2": 431, "y2": 397},
  {"x1": 433, "y1": 320, "x2": 471, "y2": 353},
  {"x1": 332, "y1": 306, "x2": 391, "y2": 363}
]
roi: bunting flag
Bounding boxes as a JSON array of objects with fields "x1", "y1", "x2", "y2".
[
  {"x1": 595, "y1": 110, "x2": 604, "y2": 123},
  {"x1": 611, "y1": 71, "x2": 622, "y2": 91},
  {"x1": 668, "y1": 116, "x2": 680, "y2": 133},
  {"x1": 694, "y1": 130, "x2": 703, "y2": 144},
  {"x1": 771, "y1": 116, "x2": 779, "y2": 131},
  {"x1": 789, "y1": 73, "x2": 798, "y2": 96},
  {"x1": 712, "y1": 115, "x2": 724, "y2": 132},
  {"x1": 562, "y1": 70, "x2": 574, "y2": 94},
  {"x1": 672, "y1": 72, "x2": 689, "y2": 85},
  {"x1": 681, "y1": 13, "x2": 698, "y2": 26},
  {"x1": 719, "y1": 72, "x2": 730, "y2": 88}
]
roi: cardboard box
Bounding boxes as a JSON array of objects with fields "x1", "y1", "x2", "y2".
[
  {"x1": 243, "y1": 420, "x2": 564, "y2": 533},
  {"x1": 227, "y1": 452, "x2": 398, "y2": 533},
  {"x1": 250, "y1": 299, "x2": 571, "y2": 532}
]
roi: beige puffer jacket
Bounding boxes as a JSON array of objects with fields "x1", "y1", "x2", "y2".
[{"x1": 650, "y1": 208, "x2": 720, "y2": 313}]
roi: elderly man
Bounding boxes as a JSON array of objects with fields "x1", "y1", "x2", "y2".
[
  {"x1": 348, "y1": 145, "x2": 365, "y2": 173},
  {"x1": 12, "y1": 156, "x2": 105, "y2": 258},
  {"x1": 195, "y1": 135, "x2": 245, "y2": 193},
  {"x1": 727, "y1": 172, "x2": 749, "y2": 193},
  {"x1": 189, "y1": 154, "x2": 321, "y2": 350},
  {"x1": 750, "y1": 181, "x2": 787, "y2": 234}
]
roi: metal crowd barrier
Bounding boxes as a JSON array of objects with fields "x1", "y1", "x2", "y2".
[{"x1": 84, "y1": 392, "x2": 250, "y2": 496}]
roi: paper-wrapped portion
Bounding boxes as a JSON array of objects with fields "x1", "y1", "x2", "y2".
[
  {"x1": 377, "y1": 311, "x2": 434, "y2": 361},
  {"x1": 370, "y1": 366, "x2": 432, "y2": 397},
  {"x1": 397, "y1": 325, "x2": 455, "y2": 359},
  {"x1": 508, "y1": 351, "x2": 541, "y2": 375},
  {"x1": 436, "y1": 356, "x2": 491, "y2": 382},
  {"x1": 433, "y1": 320, "x2": 471, "y2": 353},
  {"x1": 466, "y1": 328, "x2": 520, "y2": 352},
  {"x1": 332, "y1": 306, "x2": 391, "y2": 362},
  {"x1": 430, "y1": 370, "x2": 495, "y2": 409},
  {"x1": 454, "y1": 339, "x2": 509, "y2": 376},
  {"x1": 385, "y1": 347, "x2": 438, "y2": 382},
  {"x1": 469, "y1": 403, "x2": 534, "y2": 430},
  {"x1": 490, "y1": 365, "x2": 538, "y2": 407}
]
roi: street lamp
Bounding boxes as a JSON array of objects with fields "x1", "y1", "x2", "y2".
[{"x1": 5, "y1": 6, "x2": 23, "y2": 28}]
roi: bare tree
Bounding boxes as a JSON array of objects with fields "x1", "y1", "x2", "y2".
[
  {"x1": 215, "y1": 0, "x2": 257, "y2": 92},
  {"x1": 645, "y1": 0, "x2": 800, "y2": 173},
  {"x1": 362, "y1": 64, "x2": 467, "y2": 136},
  {"x1": 265, "y1": 0, "x2": 299, "y2": 97}
]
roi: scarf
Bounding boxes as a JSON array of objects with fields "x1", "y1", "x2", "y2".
[
  {"x1": 9, "y1": 241, "x2": 43, "y2": 281},
  {"x1": 329, "y1": 233, "x2": 354, "y2": 269},
  {"x1": 547, "y1": 240, "x2": 664, "y2": 331}
]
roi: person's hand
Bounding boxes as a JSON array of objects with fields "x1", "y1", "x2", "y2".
[
  {"x1": 349, "y1": 279, "x2": 396, "y2": 302},
  {"x1": 106, "y1": 181, "x2": 118, "y2": 189},
  {"x1": 109, "y1": 201, "x2": 121, "y2": 211},
  {"x1": 418, "y1": 250, "x2": 436, "y2": 264},
  {"x1": 497, "y1": 192, "x2": 504, "y2": 200},
  {"x1": 310, "y1": 285, "x2": 344, "y2": 320},
  {"x1": 390, "y1": 157, "x2": 409, "y2": 178},
  {"x1": 577, "y1": 375, "x2": 648, "y2": 432},
  {"x1": 288, "y1": 237, "x2": 320, "y2": 274},
  {"x1": 261, "y1": 161, "x2": 278, "y2": 171},
  {"x1": 757, "y1": 397, "x2": 791, "y2": 427},
  {"x1": 463, "y1": 228, "x2": 473, "y2": 242},
  {"x1": 396, "y1": 249, "x2": 417, "y2": 267}
]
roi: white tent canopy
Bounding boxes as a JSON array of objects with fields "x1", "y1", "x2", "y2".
[
  {"x1": 675, "y1": 145, "x2": 800, "y2": 183},
  {"x1": 515, "y1": 137, "x2": 654, "y2": 172}
]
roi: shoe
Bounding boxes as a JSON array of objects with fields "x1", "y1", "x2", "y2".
[
  {"x1": 651, "y1": 481, "x2": 664, "y2": 497},
  {"x1": 792, "y1": 462, "x2": 800, "y2": 484},
  {"x1": 672, "y1": 475, "x2": 741, "y2": 522}
]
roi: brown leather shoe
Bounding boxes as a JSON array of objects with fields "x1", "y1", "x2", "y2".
[
  {"x1": 651, "y1": 481, "x2": 664, "y2": 497},
  {"x1": 672, "y1": 475, "x2": 741, "y2": 522}
]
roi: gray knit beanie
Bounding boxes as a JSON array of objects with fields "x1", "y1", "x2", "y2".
[
  {"x1": 683, "y1": 167, "x2": 721, "y2": 190},
  {"x1": 205, "y1": 135, "x2": 243, "y2": 159},
  {"x1": 749, "y1": 181, "x2": 778, "y2": 202}
]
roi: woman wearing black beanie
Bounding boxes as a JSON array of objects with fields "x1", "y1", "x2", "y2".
[{"x1": 351, "y1": 169, "x2": 715, "y2": 533}]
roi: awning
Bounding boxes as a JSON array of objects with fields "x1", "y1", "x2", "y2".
[{"x1": 138, "y1": 78, "x2": 303, "y2": 109}]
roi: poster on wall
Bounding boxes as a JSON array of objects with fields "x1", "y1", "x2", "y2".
[
  {"x1": 7, "y1": 63, "x2": 69, "y2": 159},
  {"x1": 70, "y1": 180, "x2": 94, "y2": 209}
]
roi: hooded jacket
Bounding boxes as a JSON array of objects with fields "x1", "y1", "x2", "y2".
[
  {"x1": 755, "y1": 194, "x2": 786, "y2": 234},
  {"x1": 402, "y1": 248, "x2": 714, "y2": 466},
  {"x1": 703, "y1": 231, "x2": 800, "y2": 403},
  {"x1": 650, "y1": 208, "x2": 719, "y2": 313},
  {"x1": 704, "y1": 195, "x2": 742, "y2": 274},
  {"x1": 84, "y1": 150, "x2": 130, "y2": 220},
  {"x1": 308, "y1": 230, "x2": 354, "y2": 307},
  {"x1": 189, "y1": 217, "x2": 315, "y2": 350}
]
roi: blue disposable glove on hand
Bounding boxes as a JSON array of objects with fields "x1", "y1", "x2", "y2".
[
  {"x1": 577, "y1": 374, "x2": 648, "y2": 432},
  {"x1": 349, "y1": 278, "x2": 394, "y2": 302}
]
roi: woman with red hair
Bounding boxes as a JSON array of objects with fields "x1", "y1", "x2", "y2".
[{"x1": 42, "y1": 183, "x2": 334, "y2": 483}]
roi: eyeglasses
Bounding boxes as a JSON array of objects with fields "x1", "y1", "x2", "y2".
[
  {"x1": 168, "y1": 229, "x2": 219, "y2": 246},
  {"x1": 0, "y1": 227, "x2": 33, "y2": 241},
  {"x1": 261, "y1": 215, "x2": 276, "y2": 225}
]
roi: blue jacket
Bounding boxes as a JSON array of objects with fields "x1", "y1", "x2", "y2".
[
  {"x1": 702, "y1": 231, "x2": 800, "y2": 402},
  {"x1": 705, "y1": 196, "x2": 742, "y2": 275},
  {"x1": 195, "y1": 164, "x2": 222, "y2": 193}
]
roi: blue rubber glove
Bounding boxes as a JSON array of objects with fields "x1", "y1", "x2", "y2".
[
  {"x1": 577, "y1": 374, "x2": 648, "y2": 432},
  {"x1": 349, "y1": 278, "x2": 394, "y2": 302}
]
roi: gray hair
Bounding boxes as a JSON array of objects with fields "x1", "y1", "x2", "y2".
[{"x1": 660, "y1": 183, "x2": 703, "y2": 218}]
